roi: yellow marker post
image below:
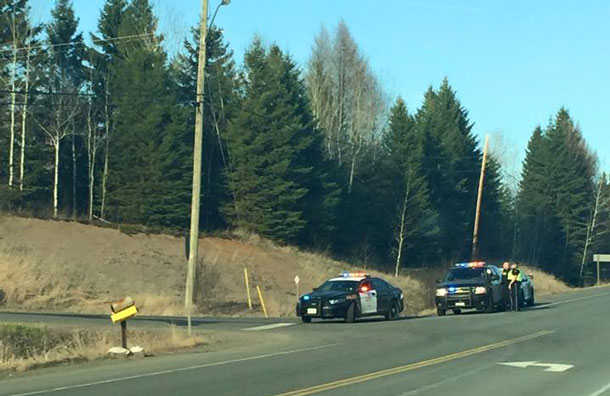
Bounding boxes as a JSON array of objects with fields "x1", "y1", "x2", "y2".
[
  {"x1": 256, "y1": 285, "x2": 268, "y2": 318},
  {"x1": 244, "y1": 268, "x2": 253, "y2": 310}
]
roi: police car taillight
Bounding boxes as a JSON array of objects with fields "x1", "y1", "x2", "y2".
[{"x1": 360, "y1": 285, "x2": 369, "y2": 292}]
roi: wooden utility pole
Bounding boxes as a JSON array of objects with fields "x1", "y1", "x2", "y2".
[
  {"x1": 471, "y1": 135, "x2": 490, "y2": 260},
  {"x1": 185, "y1": 0, "x2": 209, "y2": 336}
]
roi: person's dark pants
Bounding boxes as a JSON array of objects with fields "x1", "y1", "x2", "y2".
[
  {"x1": 502, "y1": 282, "x2": 510, "y2": 310},
  {"x1": 510, "y1": 282, "x2": 521, "y2": 311}
]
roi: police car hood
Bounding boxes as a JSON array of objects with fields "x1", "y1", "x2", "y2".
[{"x1": 438, "y1": 279, "x2": 487, "y2": 288}]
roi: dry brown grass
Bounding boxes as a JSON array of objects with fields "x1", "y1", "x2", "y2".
[
  {"x1": 519, "y1": 264, "x2": 571, "y2": 296},
  {"x1": 0, "y1": 323, "x2": 206, "y2": 372},
  {"x1": 0, "y1": 215, "x2": 572, "y2": 320}
]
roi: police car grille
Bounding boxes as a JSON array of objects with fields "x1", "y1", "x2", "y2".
[{"x1": 447, "y1": 287, "x2": 472, "y2": 300}]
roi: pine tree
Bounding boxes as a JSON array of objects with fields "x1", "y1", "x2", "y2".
[
  {"x1": 383, "y1": 98, "x2": 433, "y2": 274},
  {"x1": 34, "y1": 0, "x2": 85, "y2": 218},
  {"x1": 106, "y1": 0, "x2": 189, "y2": 227},
  {"x1": 517, "y1": 109, "x2": 596, "y2": 283},
  {"x1": 90, "y1": 0, "x2": 127, "y2": 219},
  {"x1": 224, "y1": 39, "x2": 332, "y2": 243},
  {"x1": 172, "y1": 26, "x2": 237, "y2": 230},
  {"x1": 416, "y1": 78, "x2": 481, "y2": 261}
]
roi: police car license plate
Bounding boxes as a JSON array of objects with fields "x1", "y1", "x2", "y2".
[
  {"x1": 307, "y1": 308, "x2": 317, "y2": 315},
  {"x1": 455, "y1": 302, "x2": 466, "y2": 307}
]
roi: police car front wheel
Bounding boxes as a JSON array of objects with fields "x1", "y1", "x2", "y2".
[
  {"x1": 385, "y1": 300, "x2": 400, "y2": 321},
  {"x1": 345, "y1": 303, "x2": 356, "y2": 323}
]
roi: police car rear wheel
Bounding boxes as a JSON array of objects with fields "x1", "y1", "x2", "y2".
[
  {"x1": 301, "y1": 316, "x2": 312, "y2": 323},
  {"x1": 345, "y1": 303, "x2": 356, "y2": 323},
  {"x1": 437, "y1": 308, "x2": 446, "y2": 316},
  {"x1": 527, "y1": 290, "x2": 535, "y2": 306}
]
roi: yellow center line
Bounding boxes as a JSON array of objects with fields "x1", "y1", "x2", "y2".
[{"x1": 272, "y1": 330, "x2": 554, "y2": 396}]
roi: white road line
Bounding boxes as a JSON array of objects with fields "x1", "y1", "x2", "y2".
[
  {"x1": 585, "y1": 382, "x2": 610, "y2": 396},
  {"x1": 5, "y1": 344, "x2": 338, "y2": 396},
  {"x1": 243, "y1": 323, "x2": 296, "y2": 331},
  {"x1": 531, "y1": 292, "x2": 610, "y2": 310}
]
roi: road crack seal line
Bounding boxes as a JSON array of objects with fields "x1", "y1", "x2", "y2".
[{"x1": 272, "y1": 330, "x2": 554, "y2": 396}]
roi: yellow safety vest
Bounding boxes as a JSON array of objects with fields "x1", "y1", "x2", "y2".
[{"x1": 508, "y1": 268, "x2": 523, "y2": 282}]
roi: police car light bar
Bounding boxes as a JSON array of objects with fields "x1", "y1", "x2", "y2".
[
  {"x1": 455, "y1": 261, "x2": 486, "y2": 268},
  {"x1": 340, "y1": 271, "x2": 370, "y2": 278}
]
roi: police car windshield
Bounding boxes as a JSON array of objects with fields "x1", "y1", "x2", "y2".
[
  {"x1": 318, "y1": 280, "x2": 360, "y2": 292},
  {"x1": 445, "y1": 268, "x2": 486, "y2": 282}
]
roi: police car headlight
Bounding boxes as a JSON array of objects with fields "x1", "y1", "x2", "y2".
[
  {"x1": 328, "y1": 298, "x2": 346, "y2": 305},
  {"x1": 436, "y1": 288, "x2": 448, "y2": 297},
  {"x1": 474, "y1": 287, "x2": 487, "y2": 295}
]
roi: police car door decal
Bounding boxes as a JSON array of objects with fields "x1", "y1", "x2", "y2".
[{"x1": 359, "y1": 289, "x2": 377, "y2": 314}]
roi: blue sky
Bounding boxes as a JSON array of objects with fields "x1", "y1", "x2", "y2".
[{"x1": 40, "y1": 0, "x2": 610, "y2": 176}]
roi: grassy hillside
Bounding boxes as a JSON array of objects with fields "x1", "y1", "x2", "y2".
[
  {"x1": 0, "y1": 215, "x2": 571, "y2": 318},
  {"x1": 0, "y1": 215, "x2": 428, "y2": 317}
]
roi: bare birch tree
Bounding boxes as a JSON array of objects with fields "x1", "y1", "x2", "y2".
[
  {"x1": 306, "y1": 21, "x2": 386, "y2": 191},
  {"x1": 579, "y1": 173, "x2": 610, "y2": 283}
]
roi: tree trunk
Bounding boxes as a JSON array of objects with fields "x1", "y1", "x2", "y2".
[
  {"x1": 394, "y1": 183, "x2": 411, "y2": 277},
  {"x1": 100, "y1": 92, "x2": 111, "y2": 219},
  {"x1": 87, "y1": 100, "x2": 96, "y2": 221},
  {"x1": 9, "y1": 67, "x2": 17, "y2": 187},
  {"x1": 53, "y1": 139, "x2": 60, "y2": 218},
  {"x1": 19, "y1": 46, "x2": 32, "y2": 193}
]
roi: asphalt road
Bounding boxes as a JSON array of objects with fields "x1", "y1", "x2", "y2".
[{"x1": 2, "y1": 287, "x2": 610, "y2": 396}]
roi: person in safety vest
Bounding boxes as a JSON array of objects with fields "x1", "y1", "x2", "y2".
[{"x1": 508, "y1": 263, "x2": 523, "y2": 311}]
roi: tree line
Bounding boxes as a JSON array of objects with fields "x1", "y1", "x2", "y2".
[{"x1": 1, "y1": 0, "x2": 608, "y2": 285}]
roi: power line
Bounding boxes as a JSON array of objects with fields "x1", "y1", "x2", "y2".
[{"x1": 0, "y1": 33, "x2": 156, "y2": 55}]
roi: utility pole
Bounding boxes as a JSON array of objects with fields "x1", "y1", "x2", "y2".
[
  {"x1": 471, "y1": 134, "x2": 489, "y2": 260},
  {"x1": 185, "y1": 0, "x2": 209, "y2": 337}
]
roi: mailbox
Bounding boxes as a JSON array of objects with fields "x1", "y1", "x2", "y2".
[{"x1": 110, "y1": 297, "x2": 138, "y2": 324}]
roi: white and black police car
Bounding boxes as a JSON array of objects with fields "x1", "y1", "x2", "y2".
[{"x1": 296, "y1": 272, "x2": 404, "y2": 323}]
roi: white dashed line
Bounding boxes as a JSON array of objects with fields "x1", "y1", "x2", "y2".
[{"x1": 243, "y1": 323, "x2": 296, "y2": 331}]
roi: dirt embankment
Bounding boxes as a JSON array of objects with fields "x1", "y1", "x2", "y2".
[
  {"x1": 0, "y1": 215, "x2": 428, "y2": 317},
  {"x1": 0, "y1": 215, "x2": 571, "y2": 318}
]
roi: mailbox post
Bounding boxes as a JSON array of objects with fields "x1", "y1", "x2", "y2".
[{"x1": 110, "y1": 297, "x2": 138, "y2": 350}]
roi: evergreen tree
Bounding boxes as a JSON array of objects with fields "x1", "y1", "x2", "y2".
[
  {"x1": 383, "y1": 98, "x2": 434, "y2": 273},
  {"x1": 35, "y1": 0, "x2": 85, "y2": 218},
  {"x1": 416, "y1": 79, "x2": 481, "y2": 261},
  {"x1": 517, "y1": 109, "x2": 596, "y2": 283},
  {"x1": 172, "y1": 26, "x2": 237, "y2": 230},
  {"x1": 224, "y1": 39, "x2": 334, "y2": 243},
  {"x1": 106, "y1": 0, "x2": 189, "y2": 227},
  {"x1": 89, "y1": 0, "x2": 127, "y2": 219}
]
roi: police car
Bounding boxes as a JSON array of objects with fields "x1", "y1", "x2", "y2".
[
  {"x1": 435, "y1": 262, "x2": 504, "y2": 316},
  {"x1": 296, "y1": 272, "x2": 404, "y2": 323}
]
